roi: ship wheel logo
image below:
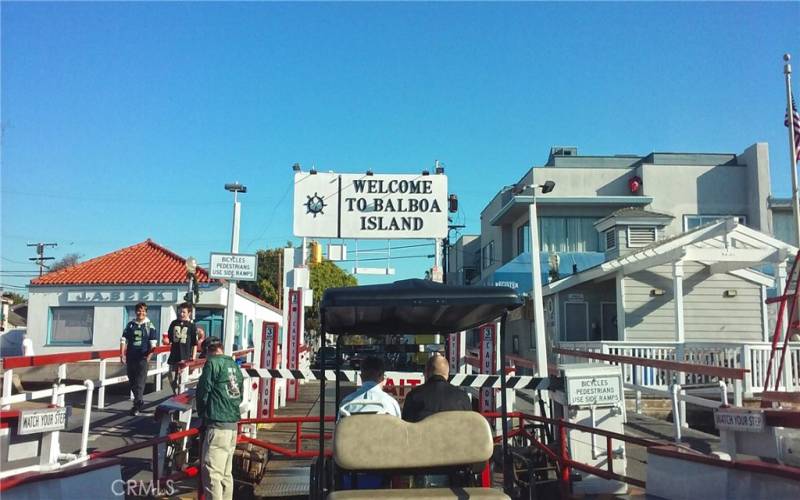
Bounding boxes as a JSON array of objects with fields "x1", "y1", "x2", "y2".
[{"x1": 305, "y1": 192, "x2": 326, "y2": 217}]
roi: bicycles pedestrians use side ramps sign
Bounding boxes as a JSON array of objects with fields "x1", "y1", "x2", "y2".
[{"x1": 209, "y1": 252, "x2": 258, "y2": 281}]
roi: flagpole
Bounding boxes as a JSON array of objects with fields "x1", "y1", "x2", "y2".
[{"x1": 785, "y1": 53, "x2": 800, "y2": 247}]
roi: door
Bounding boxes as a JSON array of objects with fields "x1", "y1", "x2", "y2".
[
  {"x1": 601, "y1": 303, "x2": 617, "y2": 340},
  {"x1": 564, "y1": 302, "x2": 589, "y2": 341},
  {"x1": 195, "y1": 308, "x2": 224, "y2": 343}
]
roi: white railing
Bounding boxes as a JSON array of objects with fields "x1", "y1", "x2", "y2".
[
  {"x1": 2, "y1": 353, "x2": 170, "y2": 410},
  {"x1": 557, "y1": 340, "x2": 800, "y2": 396}
]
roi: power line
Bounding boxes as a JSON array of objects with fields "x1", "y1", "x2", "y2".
[
  {"x1": 337, "y1": 253, "x2": 434, "y2": 264},
  {"x1": 1, "y1": 256, "x2": 31, "y2": 265},
  {"x1": 244, "y1": 178, "x2": 294, "y2": 251}
]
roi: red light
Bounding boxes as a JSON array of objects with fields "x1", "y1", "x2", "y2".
[
  {"x1": 185, "y1": 466, "x2": 199, "y2": 477},
  {"x1": 252, "y1": 382, "x2": 258, "y2": 389},
  {"x1": 629, "y1": 176, "x2": 642, "y2": 194}
]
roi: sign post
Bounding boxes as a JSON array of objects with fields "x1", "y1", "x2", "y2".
[
  {"x1": 287, "y1": 289, "x2": 303, "y2": 401},
  {"x1": 446, "y1": 331, "x2": 466, "y2": 374},
  {"x1": 18, "y1": 407, "x2": 69, "y2": 435},
  {"x1": 209, "y1": 252, "x2": 258, "y2": 354},
  {"x1": 478, "y1": 323, "x2": 497, "y2": 416},
  {"x1": 259, "y1": 322, "x2": 280, "y2": 418}
]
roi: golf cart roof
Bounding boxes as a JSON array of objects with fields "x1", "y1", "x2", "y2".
[{"x1": 319, "y1": 279, "x2": 522, "y2": 335}]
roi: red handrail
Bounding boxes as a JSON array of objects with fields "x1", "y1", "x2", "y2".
[
  {"x1": 2, "y1": 345, "x2": 169, "y2": 370},
  {"x1": 2, "y1": 345, "x2": 171, "y2": 370},
  {"x1": 178, "y1": 348, "x2": 254, "y2": 370}
]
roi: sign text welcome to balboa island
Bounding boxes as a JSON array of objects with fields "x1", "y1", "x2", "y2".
[{"x1": 293, "y1": 172, "x2": 448, "y2": 239}]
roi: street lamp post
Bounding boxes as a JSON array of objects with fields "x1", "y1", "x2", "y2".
[
  {"x1": 521, "y1": 181, "x2": 555, "y2": 394},
  {"x1": 224, "y1": 182, "x2": 247, "y2": 355},
  {"x1": 184, "y1": 256, "x2": 198, "y2": 320}
]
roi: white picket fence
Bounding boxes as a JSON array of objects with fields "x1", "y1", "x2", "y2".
[{"x1": 557, "y1": 340, "x2": 800, "y2": 397}]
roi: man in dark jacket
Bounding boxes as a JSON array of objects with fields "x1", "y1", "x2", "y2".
[
  {"x1": 402, "y1": 353, "x2": 471, "y2": 423},
  {"x1": 120, "y1": 302, "x2": 158, "y2": 416},
  {"x1": 197, "y1": 337, "x2": 243, "y2": 500}
]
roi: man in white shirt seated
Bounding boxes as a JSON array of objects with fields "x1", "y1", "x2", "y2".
[{"x1": 339, "y1": 356, "x2": 401, "y2": 419}]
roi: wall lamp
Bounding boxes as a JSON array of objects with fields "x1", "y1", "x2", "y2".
[
  {"x1": 366, "y1": 170, "x2": 374, "y2": 176},
  {"x1": 292, "y1": 163, "x2": 301, "y2": 172},
  {"x1": 422, "y1": 170, "x2": 430, "y2": 176}
]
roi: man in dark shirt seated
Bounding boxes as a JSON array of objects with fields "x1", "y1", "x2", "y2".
[{"x1": 402, "y1": 353, "x2": 471, "y2": 423}]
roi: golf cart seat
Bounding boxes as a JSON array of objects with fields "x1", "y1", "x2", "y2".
[{"x1": 328, "y1": 411, "x2": 509, "y2": 499}]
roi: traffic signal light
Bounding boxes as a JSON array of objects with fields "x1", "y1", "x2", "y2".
[{"x1": 311, "y1": 241, "x2": 322, "y2": 264}]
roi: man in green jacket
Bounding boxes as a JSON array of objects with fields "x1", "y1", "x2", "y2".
[{"x1": 196, "y1": 337, "x2": 243, "y2": 500}]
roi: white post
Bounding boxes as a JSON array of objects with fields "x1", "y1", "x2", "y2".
[
  {"x1": 529, "y1": 193, "x2": 549, "y2": 386},
  {"x1": 742, "y1": 344, "x2": 753, "y2": 398},
  {"x1": 760, "y1": 286, "x2": 770, "y2": 343},
  {"x1": 718, "y1": 380, "x2": 729, "y2": 407},
  {"x1": 615, "y1": 272, "x2": 626, "y2": 341},
  {"x1": 178, "y1": 365, "x2": 185, "y2": 394},
  {"x1": 80, "y1": 380, "x2": 94, "y2": 457},
  {"x1": 97, "y1": 359, "x2": 107, "y2": 409},
  {"x1": 2, "y1": 369, "x2": 12, "y2": 410},
  {"x1": 670, "y1": 383, "x2": 682, "y2": 443},
  {"x1": 41, "y1": 383, "x2": 61, "y2": 465},
  {"x1": 775, "y1": 261, "x2": 788, "y2": 332},
  {"x1": 784, "y1": 54, "x2": 800, "y2": 248},
  {"x1": 673, "y1": 262, "x2": 687, "y2": 427},
  {"x1": 57, "y1": 364, "x2": 67, "y2": 407},
  {"x1": 155, "y1": 352, "x2": 163, "y2": 393},
  {"x1": 224, "y1": 196, "x2": 241, "y2": 355}
]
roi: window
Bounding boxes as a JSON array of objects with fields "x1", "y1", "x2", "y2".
[
  {"x1": 516, "y1": 224, "x2": 530, "y2": 255},
  {"x1": 605, "y1": 229, "x2": 616, "y2": 250},
  {"x1": 49, "y1": 307, "x2": 93, "y2": 345},
  {"x1": 124, "y1": 305, "x2": 161, "y2": 334},
  {"x1": 538, "y1": 217, "x2": 600, "y2": 253},
  {"x1": 234, "y1": 312, "x2": 244, "y2": 350},
  {"x1": 247, "y1": 319, "x2": 255, "y2": 349},
  {"x1": 627, "y1": 226, "x2": 656, "y2": 247},
  {"x1": 773, "y1": 212, "x2": 798, "y2": 245},
  {"x1": 684, "y1": 215, "x2": 746, "y2": 231},
  {"x1": 482, "y1": 241, "x2": 495, "y2": 269}
]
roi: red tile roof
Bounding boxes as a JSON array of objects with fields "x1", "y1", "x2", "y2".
[{"x1": 30, "y1": 240, "x2": 214, "y2": 286}]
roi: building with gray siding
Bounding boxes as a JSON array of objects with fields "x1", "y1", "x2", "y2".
[{"x1": 448, "y1": 143, "x2": 792, "y2": 357}]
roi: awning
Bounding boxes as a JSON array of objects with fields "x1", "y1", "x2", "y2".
[
  {"x1": 487, "y1": 251, "x2": 606, "y2": 294},
  {"x1": 320, "y1": 279, "x2": 522, "y2": 335}
]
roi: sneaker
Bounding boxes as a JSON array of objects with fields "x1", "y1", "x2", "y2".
[{"x1": 130, "y1": 406, "x2": 140, "y2": 417}]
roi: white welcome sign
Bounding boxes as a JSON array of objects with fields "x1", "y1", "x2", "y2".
[{"x1": 293, "y1": 172, "x2": 448, "y2": 239}]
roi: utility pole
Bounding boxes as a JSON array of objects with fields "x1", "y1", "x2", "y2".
[
  {"x1": 442, "y1": 223, "x2": 465, "y2": 284},
  {"x1": 27, "y1": 242, "x2": 57, "y2": 276}
]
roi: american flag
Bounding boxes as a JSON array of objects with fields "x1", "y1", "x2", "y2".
[{"x1": 787, "y1": 92, "x2": 800, "y2": 161}]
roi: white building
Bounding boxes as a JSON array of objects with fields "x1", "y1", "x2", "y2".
[{"x1": 26, "y1": 240, "x2": 283, "y2": 357}]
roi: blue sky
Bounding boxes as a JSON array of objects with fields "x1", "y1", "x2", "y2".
[{"x1": 2, "y1": 1, "x2": 799, "y2": 294}]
